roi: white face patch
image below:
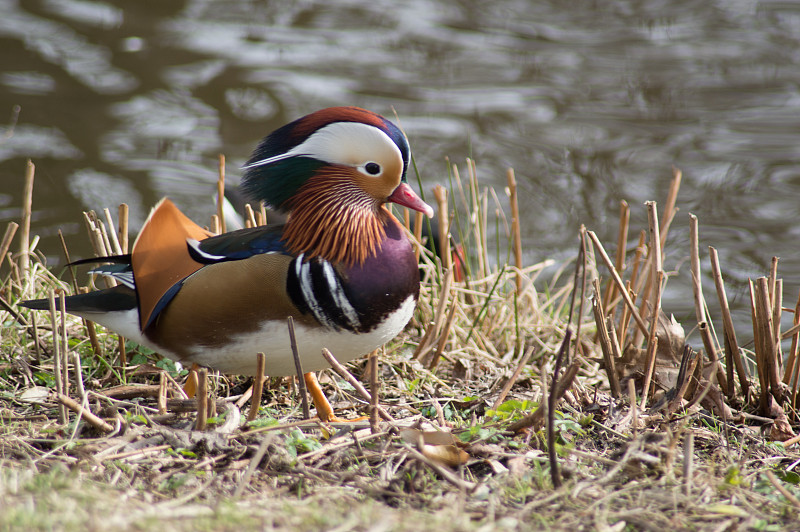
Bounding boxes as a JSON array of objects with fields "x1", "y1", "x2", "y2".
[{"x1": 243, "y1": 122, "x2": 404, "y2": 179}]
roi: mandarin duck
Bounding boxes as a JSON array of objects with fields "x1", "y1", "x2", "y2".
[{"x1": 22, "y1": 106, "x2": 433, "y2": 421}]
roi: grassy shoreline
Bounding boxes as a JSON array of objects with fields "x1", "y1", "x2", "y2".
[{"x1": 2, "y1": 162, "x2": 800, "y2": 531}]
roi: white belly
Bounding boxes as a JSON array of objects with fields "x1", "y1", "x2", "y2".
[{"x1": 180, "y1": 295, "x2": 416, "y2": 376}]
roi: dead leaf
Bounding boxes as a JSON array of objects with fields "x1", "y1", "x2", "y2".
[
  {"x1": 19, "y1": 386, "x2": 50, "y2": 405},
  {"x1": 421, "y1": 443, "x2": 470, "y2": 467},
  {"x1": 400, "y1": 428, "x2": 469, "y2": 467},
  {"x1": 768, "y1": 401, "x2": 796, "y2": 442},
  {"x1": 215, "y1": 403, "x2": 241, "y2": 434},
  {"x1": 400, "y1": 428, "x2": 460, "y2": 447}
]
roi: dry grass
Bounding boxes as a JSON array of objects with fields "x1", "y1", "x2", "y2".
[{"x1": 2, "y1": 161, "x2": 800, "y2": 531}]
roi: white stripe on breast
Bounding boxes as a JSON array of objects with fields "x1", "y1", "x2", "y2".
[{"x1": 321, "y1": 260, "x2": 360, "y2": 329}]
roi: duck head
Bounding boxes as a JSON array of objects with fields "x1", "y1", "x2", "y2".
[{"x1": 241, "y1": 107, "x2": 433, "y2": 264}]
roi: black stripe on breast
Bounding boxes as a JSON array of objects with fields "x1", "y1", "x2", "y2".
[{"x1": 286, "y1": 254, "x2": 360, "y2": 333}]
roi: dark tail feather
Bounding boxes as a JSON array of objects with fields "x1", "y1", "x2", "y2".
[
  {"x1": 67, "y1": 254, "x2": 132, "y2": 268},
  {"x1": 19, "y1": 285, "x2": 137, "y2": 313},
  {"x1": 18, "y1": 298, "x2": 52, "y2": 311}
]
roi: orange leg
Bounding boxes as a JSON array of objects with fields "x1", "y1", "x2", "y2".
[
  {"x1": 303, "y1": 372, "x2": 366, "y2": 422},
  {"x1": 183, "y1": 363, "x2": 200, "y2": 398}
]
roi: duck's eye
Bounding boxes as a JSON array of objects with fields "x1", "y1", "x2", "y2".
[{"x1": 364, "y1": 162, "x2": 381, "y2": 175}]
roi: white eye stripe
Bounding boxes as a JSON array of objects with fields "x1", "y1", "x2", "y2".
[
  {"x1": 241, "y1": 151, "x2": 294, "y2": 170},
  {"x1": 243, "y1": 122, "x2": 402, "y2": 170}
]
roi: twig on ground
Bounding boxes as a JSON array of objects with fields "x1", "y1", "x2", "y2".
[
  {"x1": 548, "y1": 330, "x2": 572, "y2": 489},
  {"x1": 54, "y1": 392, "x2": 114, "y2": 433},
  {"x1": 247, "y1": 352, "x2": 266, "y2": 422},
  {"x1": 287, "y1": 316, "x2": 310, "y2": 419}
]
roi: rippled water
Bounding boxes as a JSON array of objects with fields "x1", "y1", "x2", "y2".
[{"x1": 2, "y1": 0, "x2": 800, "y2": 334}]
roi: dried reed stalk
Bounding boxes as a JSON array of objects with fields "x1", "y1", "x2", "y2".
[
  {"x1": 689, "y1": 215, "x2": 728, "y2": 393},
  {"x1": 55, "y1": 393, "x2": 114, "y2": 433},
  {"x1": 708, "y1": 246, "x2": 747, "y2": 399},
  {"x1": 195, "y1": 367, "x2": 208, "y2": 430},
  {"x1": 571, "y1": 226, "x2": 589, "y2": 358},
  {"x1": 682, "y1": 432, "x2": 694, "y2": 496},
  {"x1": 632, "y1": 201, "x2": 662, "y2": 348},
  {"x1": 659, "y1": 167, "x2": 682, "y2": 251},
  {"x1": 244, "y1": 204, "x2": 257, "y2": 228},
  {"x1": 368, "y1": 349, "x2": 379, "y2": 433},
  {"x1": 82, "y1": 212, "x2": 103, "y2": 254},
  {"x1": 689, "y1": 214, "x2": 705, "y2": 324},
  {"x1": 433, "y1": 185, "x2": 450, "y2": 270},
  {"x1": 772, "y1": 277, "x2": 783, "y2": 367},
  {"x1": 787, "y1": 291, "x2": 800, "y2": 408},
  {"x1": 480, "y1": 191, "x2": 489, "y2": 273},
  {"x1": 73, "y1": 352, "x2": 86, "y2": 401},
  {"x1": 59, "y1": 292, "x2": 69, "y2": 402},
  {"x1": 699, "y1": 321, "x2": 728, "y2": 396},
  {"x1": 640, "y1": 271, "x2": 664, "y2": 406},
  {"x1": 754, "y1": 277, "x2": 782, "y2": 404},
  {"x1": 217, "y1": 154, "x2": 226, "y2": 234},
  {"x1": 0, "y1": 221, "x2": 18, "y2": 271},
  {"x1": 617, "y1": 282, "x2": 634, "y2": 348},
  {"x1": 592, "y1": 279, "x2": 621, "y2": 398},
  {"x1": 667, "y1": 346, "x2": 701, "y2": 413},
  {"x1": 587, "y1": 231, "x2": 648, "y2": 336},
  {"x1": 247, "y1": 352, "x2": 266, "y2": 421},
  {"x1": 287, "y1": 316, "x2": 310, "y2": 419},
  {"x1": 466, "y1": 158, "x2": 487, "y2": 277},
  {"x1": 414, "y1": 268, "x2": 453, "y2": 361},
  {"x1": 158, "y1": 372, "x2": 167, "y2": 415},
  {"x1": 48, "y1": 289, "x2": 67, "y2": 424},
  {"x1": 632, "y1": 261, "x2": 655, "y2": 347},
  {"x1": 608, "y1": 316, "x2": 624, "y2": 368},
  {"x1": 118, "y1": 203, "x2": 129, "y2": 253},
  {"x1": 627, "y1": 230, "x2": 647, "y2": 297},
  {"x1": 749, "y1": 280, "x2": 770, "y2": 414},
  {"x1": 751, "y1": 278, "x2": 787, "y2": 412},
  {"x1": 647, "y1": 200, "x2": 662, "y2": 289},
  {"x1": 103, "y1": 208, "x2": 123, "y2": 255},
  {"x1": 547, "y1": 331, "x2": 572, "y2": 489},
  {"x1": 628, "y1": 378, "x2": 638, "y2": 434},
  {"x1": 618, "y1": 230, "x2": 647, "y2": 347},
  {"x1": 507, "y1": 168, "x2": 523, "y2": 293},
  {"x1": 602, "y1": 200, "x2": 629, "y2": 314},
  {"x1": 769, "y1": 257, "x2": 778, "y2": 307},
  {"x1": 98, "y1": 216, "x2": 113, "y2": 259},
  {"x1": 642, "y1": 200, "x2": 674, "y2": 408},
  {"x1": 19, "y1": 160, "x2": 34, "y2": 283},
  {"x1": 413, "y1": 210, "x2": 424, "y2": 263}
]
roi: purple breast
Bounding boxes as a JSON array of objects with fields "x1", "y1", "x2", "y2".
[{"x1": 340, "y1": 218, "x2": 419, "y2": 332}]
